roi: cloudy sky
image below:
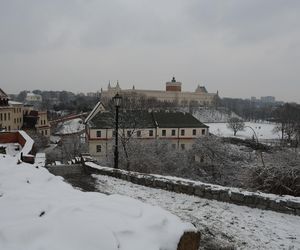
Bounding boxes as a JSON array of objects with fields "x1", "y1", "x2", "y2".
[{"x1": 0, "y1": 0, "x2": 299, "y2": 102}]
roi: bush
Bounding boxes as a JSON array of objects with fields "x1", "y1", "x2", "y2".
[{"x1": 249, "y1": 150, "x2": 300, "y2": 196}]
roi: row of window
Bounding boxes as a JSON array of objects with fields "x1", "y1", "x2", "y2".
[
  {"x1": 40, "y1": 119, "x2": 47, "y2": 125},
  {"x1": 0, "y1": 112, "x2": 11, "y2": 121},
  {"x1": 96, "y1": 143, "x2": 187, "y2": 153},
  {"x1": 14, "y1": 117, "x2": 22, "y2": 124},
  {"x1": 14, "y1": 108, "x2": 22, "y2": 113},
  {"x1": 96, "y1": 129, "x2": 206, "y2": 138},
  {"x1": 40, "y1": 130, "x2": 48, "y2": 136}
]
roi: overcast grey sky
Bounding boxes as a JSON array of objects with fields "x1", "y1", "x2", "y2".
[{"x1": 0, "y1": 0, "x2": 299, "y2": 102}]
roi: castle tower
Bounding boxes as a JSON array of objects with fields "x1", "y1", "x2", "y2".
[{"x1": 166, "y1": 77, "x2": 182, "y2": 92}]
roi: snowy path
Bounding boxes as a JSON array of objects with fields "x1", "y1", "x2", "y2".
[{"x1": 93, "y1": 174, "x2": 300, "y2": 250}]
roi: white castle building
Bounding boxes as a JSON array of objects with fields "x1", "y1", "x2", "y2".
[{"x1": 100, "y1": 77, "x2": 219, "y2": 106}]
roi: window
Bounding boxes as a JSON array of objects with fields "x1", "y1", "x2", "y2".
[
  {"x1": 202, "y1": 129, "x2": 206, "y2": 135},
  {"x1": 45, "y1": 130, "x2": 48, "y2": 135},
  {"x1": 41, "y1": 130, "x2": 44, "y2": 136},
  {"x1": 193, "y1": 129, "x2": 196, "y2": 136},
  {"x1": 8, "y1": 126, "x2": 10, "y2": 131},
  {"x1": 14, "y1": 118, "x2": 16, "y2": 124},
  {"x1": 4, "y1": 113, "x2": 6, "y2": 121},
  {"x1": 0, "y1": 113, "x2": 2, "y2": 121},
  {"x1": 96, "y1": 145, "x2": 102, "y2": 152},
  {"x1": 8, "y1": 113, "x2": 10, "y2": 120},
  {"x1": 181, "y1": 144, "x2": 185, "y2": 150},
  {"x1": 181, "y1": 129, "x2": 185, "y2": 136},
  {"x1": 137, "y1": 130, "x2": 141, "y2": 137},
  {"x1": 127, "y1": 130, "x2": 131, "y2": 137},
  {"x1": 171, "y1": 129, "x2": 176, "y2": 136},
  {"x1": 149, "y1": 130, "x2": 153, "y2": 136},
  {"x1": 162, "y1": 129, "x2": 166, "y2": 136},
  {"x1": 96, "y1": 130, "x2": 102, "y2": 137}
]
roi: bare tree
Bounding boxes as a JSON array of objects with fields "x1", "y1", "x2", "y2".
[{"x1": 227, "y1": 117, "x2": 245, "y2": 136}]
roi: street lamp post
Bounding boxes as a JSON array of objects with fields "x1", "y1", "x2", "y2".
[{"x1": 113, "y1": 93, "x2": 122, "y2": 169}]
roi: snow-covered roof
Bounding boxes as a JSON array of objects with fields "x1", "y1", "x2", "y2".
[
  {"x1": 56, "y1": 118, "x2": 85, "y2": 135},
  {"x1": 18, "y1": 130, "x2": 34, "y2": 156},
  {"x1": 0, "y1": 155, "x2": 195, "y2": 250},
  {"x1": 8, "y1": 100, "x2": 23, "y2": 105}
]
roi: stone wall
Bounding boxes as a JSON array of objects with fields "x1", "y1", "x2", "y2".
[{"x1": 84, "y1": 162, "x2": 300, "y2": 216}]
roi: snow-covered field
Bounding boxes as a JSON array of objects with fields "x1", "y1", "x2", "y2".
[
  {"x1": 206, "y1": 122, "x2": 281, "y2": 140},
  {"x1": 0, "y1": 155, "x2": 195, "y2": 250},
  {"x1": 94, "y1": 174, "x2": 300, "y2": 250}
]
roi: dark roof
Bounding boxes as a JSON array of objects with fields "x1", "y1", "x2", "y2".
[
  {"x1": 89, "y1": 110, "x2": 155, "y2": 129},
  {"x1": 153, "y1": 111, "x2": 208, "y2": 128},
  {"x1": 0, "y1": 88, "x2": 9, "y2": 99},
  {"x1": 89, "y1": 110, "x2": 208, "y2": 129}
]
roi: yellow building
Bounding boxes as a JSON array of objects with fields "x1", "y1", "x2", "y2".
[
  {"x1": 0, "y1": 88, "x2": 50, "y2": 137},
  {"x1": 0, "y1": 89, "x2": 23, "y2": 131}
]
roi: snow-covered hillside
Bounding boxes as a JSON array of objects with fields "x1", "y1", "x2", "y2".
[
  {"x1": 0, "y1": 155, "x2": 195, "y2": 250},
  {"x1": 192, "y1": 108, "x2": 240, "y2": 123},
  {"x1": 206, "y1": 122, "x2": 280, "y2": 140}
]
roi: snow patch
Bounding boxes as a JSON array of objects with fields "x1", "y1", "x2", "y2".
[{"x1": 0, "y1": 155, "x2": 195, "y2": 250}]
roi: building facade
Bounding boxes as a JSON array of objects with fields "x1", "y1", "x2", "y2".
[
  {"x1": 0, "y1": 89, "x2": 50, "y2": 137},
  {"x1": 25, "y1": 92, "x2": 42, "y2": 103},
  {"x1": 100, "y1": 77, "x2": 219, "y2": 106},
  {"x1": 85, "y1": 102, "x2": 209, "y2": 162}
]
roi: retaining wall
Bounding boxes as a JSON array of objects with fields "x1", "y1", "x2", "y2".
[{"x1": 84, "y1": 162, "x2": 300, "y2": 216}]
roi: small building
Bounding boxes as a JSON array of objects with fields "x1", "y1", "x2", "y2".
[
  {"x1": 22, "y1": 109, "x2": 51, "y2": 137},
  {"x1": 25, "y1": 92, "x2": 42, "y2": 103},
  {"x1": 85, "y1": 102, "x2": 209, "y2": 162},
  {"x1": 0, "y1": 88, "x2": 24, "y2": 131},
  {"x1": 0, "y1": 89, "x2": 50, "y2": 137}
]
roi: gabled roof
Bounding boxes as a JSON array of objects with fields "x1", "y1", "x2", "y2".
[
  {"x1": 84, "y1": 101, "x2": 106, "y2": 124},
  {"x1": 87, "y1": 108, "x2": 208, "y2": 129},
  {"x1": 88, "y1": 110, "x2": 156, "y2": 129},
  {"x1": 0, "y1": 88, "x2": 9, "y2": 99},
  {"x1": 152, "y1": 111, "x2": 208, "y2": 128}
]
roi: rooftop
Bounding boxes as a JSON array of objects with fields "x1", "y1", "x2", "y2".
[{"x1": 88, "y1": 109, "x2": 208, "y2": 129}]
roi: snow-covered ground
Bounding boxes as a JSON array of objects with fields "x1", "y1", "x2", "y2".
[
  {"x1": 206, "y1": 122, "x2": 281, "y2": 140},
  {"x1": 93, "y1": 174, "x2": 300, "y2": 250},
  {"x1": 0, "y1": 155, "x2": 195, "y2": 250},
  {"x1": 56, "y1": 118, "x2": 85, "y2": 135},
  {"x1": 0, "y1": 143, "x2": 21, "y2": 157}
]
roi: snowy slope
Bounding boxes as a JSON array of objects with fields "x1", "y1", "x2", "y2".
[
  {"x1": 0, "y1": 155, "x2": 195, "y2": 250},
  {"x1": 193, "y1": 108, "x2": 240, "y2": 123},
  {"x1": 94, "y1": 174, "x2": 300, "y2": 250}
]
